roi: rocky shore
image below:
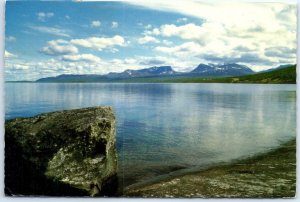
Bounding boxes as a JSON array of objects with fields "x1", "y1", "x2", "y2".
[
  {"x1": 124, "y1": 138, "x2": 296, "y2": 198},
  {"x1": 5, "y1": 107, "x2": 117, "y2": 196}
]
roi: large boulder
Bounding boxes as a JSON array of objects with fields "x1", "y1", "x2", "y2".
[{"x1": 5, "y1": 107, "x2": 117, "y2": 196}]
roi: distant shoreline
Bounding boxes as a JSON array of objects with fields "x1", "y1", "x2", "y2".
[
  {"x1": 5, "y1": 81, "x2": 297, "y2": 84},
  {"x1": 124, "y1": 138, "x2": 296, "y2": 198},
  {"x1": 6, "y1": 65, "x2": 296, "y2": 84}
]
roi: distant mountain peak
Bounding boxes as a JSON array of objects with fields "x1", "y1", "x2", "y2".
[
  {"x1": 191, "y1": 63, "x2": 254, "y2": 76},
  {"x1": 191, "y1": 64, "x2": 213, "y2": 73},
  {"x1": 106, "y1": 65, "x2": 177, "y2": 79},
  {"x1": 260, "y1": 63, "x2": 295, "y2": 73},
  {"x1": 145, "y1": 65, "x2": 173, "y2": 71}
]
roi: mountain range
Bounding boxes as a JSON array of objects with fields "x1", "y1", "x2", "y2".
[
  {"x1": 106, "y1": 66, "x2": 176, "y2": 79},
  {"x1": 37, "y1": 63, "x2": 260, "y2": 82},
  {"x1": 36, "y1": 63, "x2": 295, "y2": 83}
]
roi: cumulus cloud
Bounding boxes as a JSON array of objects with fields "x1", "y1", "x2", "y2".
[
  {"x1": 37, "y1": 12, "x2": 54, "y2": 21},
  {"x1": 162, "y1": 40, "x2": 173, "y2": 46},
  {"x1": 70, "y1": 35, "x2": 125, "y2": 50},
  {"x1": 132, "y1": 1, "x2": 296, "y2": 69},
  {"x1": 40, "y1": 35, "x2": 125, "y2": 63},
  {"x1": 128, "y1": 1, "x2": 296, "y2": 30},
  {"x1": 144, "y1": 24, "x2": 152, "y2": 29},
  {"x1": 91, "y1": 20, "x2": 101, "y2": 27},
  {"x1": 5, "y1": 50, "x2": 17, "y2": 58},
  {"x1": 144, "y1": 27, "x2": 160, "y2": 35},
  {"x1": 5, "y1": 58, "x2": 104, "y2": 81},
  {"x1": 112, "y1": 21, "x2": 118, "y2": 28},
  {"x1": 28, "y1": 25, "x2": 70, "y2": 37},
  {"x1": 62, "y1": 54, "x2": 101, "y2": 63},
  {"x1": 10, "y1": 63, "x2": 30, "y2": 70},
  {"x1": 176, "y1": 17, "x2": 188, "y2": 23},
  {"x1": 155, "y1": 42, "x2": 202, "y2": 56},
  {"x1": 109, "y1": 48, "x2": 119, "y2": 53},
  {"x1": 154, "y1": 41, "x2": 281, "y2": 70},
  {"x1": 138, "y1": 36, "x2": 160, "y2": 44},
  {"x1": 153, "y1": 23, "x2": 226, "y2": 45},
  {"x1": 40, "y1": 39, "x2": 78, "y2": 55}
]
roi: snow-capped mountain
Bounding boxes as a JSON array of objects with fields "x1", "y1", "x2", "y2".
[
  {"x1": 107, "y1": 66, "x2": 177, "y2": 78},
  {"x1": 191, "y1": 63, "x2": 254, "y2": 76}
]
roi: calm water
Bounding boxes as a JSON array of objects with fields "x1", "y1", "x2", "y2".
[{"x1": 5, "y1": 83, "x2": 296, "y2": 188}]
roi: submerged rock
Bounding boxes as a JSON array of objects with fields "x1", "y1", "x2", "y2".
[{"x1": 5, "y1": 107, "x2": 117, "y2": 196}]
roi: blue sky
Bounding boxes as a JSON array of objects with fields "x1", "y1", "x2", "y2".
[{"x1": 4, "y1": 0, "x2": 297, "y2": 81}]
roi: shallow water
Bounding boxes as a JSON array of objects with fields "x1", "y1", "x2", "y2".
[{"x1": 5, "y1": 83, "x2": 296, "y2": 188}]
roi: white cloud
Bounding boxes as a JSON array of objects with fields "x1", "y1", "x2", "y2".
[
  {"x1": 144, "y1": 24, "x2": 152, "y2": 29},
  {"x1": 155, "y1": 41, "x2": 202, "y2": 56},
  {"x1": 6, "y1": 36, "x2": 16, "y2": 42},
  {"x1": 5, "y1": 60, "x2": 32, "y2": 80},
  {"x1": 11, "y1": 63, "x2": 30, "y2": 70},
  {"x1": 124, "y1": 58, "x2": 137, "y2": 64},
  {"x1": 112, "y1": 21, "x2": 118, "y2": 28},
  {"x1": 138, "y1": 36, "x2": 160, "y2": 44},
  {"x1": 109, "y1": 48, "x2": 119, "y2": 53},
  {"x1": 70, "y1": 35, "x2": 125, "y2": 50},
  {"x1": 162, "y1": 40, "x2": 173, "y2": 46},
  {"x1": 160, "y1": 23, "x2": 225, "y2": 45},
  {"x1": 91, "y1": 20, "x2": 101, "y2": 28},
  {"x1": 40, "y1": 36, "x2": 125, "y2": 62},
  {"x1": 62, "y1": 54, "x2": 101, "y2": 63},
  {"x1": 144, "y1": 28, "x2": 160, "y2": 35},
  {"x1": 41, "y1": 39, "x2": 78, "y2": 55},
  {"x1": 28, "y1": 25, "x2": 70, "y2": 37},
  {"x1": 176, "y1": 17, "x2": 188, "y2": 23},
  {"x1": 37, "y1": 12, "x2": 54, "y2": 21},
  {"x1": 5, "y1": 50, "x2": 17, "y2": 58},
  {"x1": 137, "y1": 1, "x2": 296, "y2": 70},
  {"x1": 5, "y1": 58, "x2": 104, "y2": 81},
  {"x1": 128, "y1": 1, "x2": 296, "y2": 23},
  {"x1": 65, "y1": 15, "x2": 70, "y2": 20}
]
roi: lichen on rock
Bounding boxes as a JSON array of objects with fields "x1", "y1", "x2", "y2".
[{"x1": 5, "y1": 107, "x2": 117, "y2": 196}]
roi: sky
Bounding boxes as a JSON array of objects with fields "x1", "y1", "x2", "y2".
[{"x1": 4, "y1": 0, "x2": 297, "y2": 81}]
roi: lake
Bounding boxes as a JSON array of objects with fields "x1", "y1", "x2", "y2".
[{"x1": 5, "y1": 83, "x2": 296, "y2": 189}]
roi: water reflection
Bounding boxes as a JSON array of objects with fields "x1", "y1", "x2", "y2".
[{"x1": 5, "y1": 83, "x2": 296, "y2": 188}]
